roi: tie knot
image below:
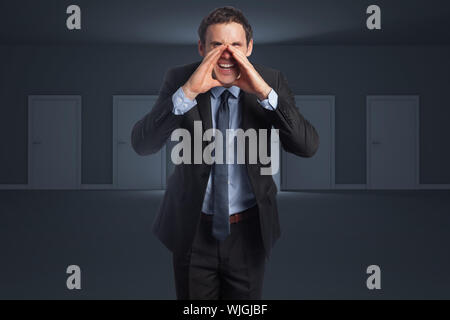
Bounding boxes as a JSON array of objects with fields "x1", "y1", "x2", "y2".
[{"x1": 221, "y1": 89, "x2": 231, "y2": 102}]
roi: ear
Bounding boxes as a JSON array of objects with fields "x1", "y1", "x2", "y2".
[
  {"x1": 198, "y1": 40, "x2": 205, "y2": 57},
  {"x1": 245, "y1": 39, "x2": 253, "y2": 57}
]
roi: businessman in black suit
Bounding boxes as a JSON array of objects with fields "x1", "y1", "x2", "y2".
[{"x1": 131, "y1": 6, "x2": 319, "y2": 299}]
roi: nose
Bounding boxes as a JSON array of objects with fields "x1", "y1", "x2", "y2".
[{"x1": 220, "y1": 48, "x2": 232, "y2": 60}]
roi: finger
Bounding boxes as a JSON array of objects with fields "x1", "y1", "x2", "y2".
[
  {"x1": 230, "y1": 76, "x2": 243, "y2": 88},
  {"x1": 227, "y1": 45, "x2": 251, "y2": 69},
  {"x1": 203, "y1": 44, "x2": 223, "y2": 59},
  {"x1": 207, "y1": 45, "x2": 227, "y2": 72},
  {"x1": 199, "y1": 46, "x2": 226, "y2": 76},
  {"x1": 202, "y1": 45, "x2": 226, "y2": 66},
  {"x1": 208, "y1": 79, "x2": 223, "y2": 88}
]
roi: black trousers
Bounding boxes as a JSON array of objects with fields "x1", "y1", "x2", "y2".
[{"x1": 172, "y1": 205, "x2": 266, "y2": 300}]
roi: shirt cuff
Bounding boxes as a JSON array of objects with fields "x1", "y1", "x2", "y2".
[
  {"x1": 172, "y1": 86, "x2": 197, "y2": 115},
  {"x1": 257, "y1": 88, "x2": 278, "y2": 111}
]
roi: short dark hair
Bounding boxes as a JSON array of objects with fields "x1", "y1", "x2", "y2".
[{"x1": 198, "y1": 6, "x2": 253, "y2": 46}]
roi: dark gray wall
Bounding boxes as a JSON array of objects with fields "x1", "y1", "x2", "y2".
[{"x1": 1, "y1": 44, "x2": 449, "y2": 184}]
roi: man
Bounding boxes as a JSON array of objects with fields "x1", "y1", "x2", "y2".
[{"x1": 131, "y1": 6, "x2": 319, "y2": 299}]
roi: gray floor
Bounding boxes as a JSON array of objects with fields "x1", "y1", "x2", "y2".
[{"x1": 0, "y1": 190, "x2": 449, "y2": 299}]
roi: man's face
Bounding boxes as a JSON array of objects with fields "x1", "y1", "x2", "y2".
[{"x1": 199, "y1": 22, "x2": 253, "y2": 87}]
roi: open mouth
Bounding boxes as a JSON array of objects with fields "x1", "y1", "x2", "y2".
[{"x1": 217, "y1": 63, "x2": 236, "y2": 70}]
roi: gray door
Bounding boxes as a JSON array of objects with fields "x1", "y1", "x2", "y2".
[
  {"x1": 367, "y1": 96, "x2": 419, "y2": 189},
  {"x1": 28, "y1": 96, "x2": 81, "y2": 189},
  {"x1": 113, "y1": 96, "x2": 165, "y2": 190},
  {"x1": 282, "y1": 96, "x2": 335, "y2": 190}
]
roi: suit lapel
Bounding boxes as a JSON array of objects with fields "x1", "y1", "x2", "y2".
[
  {"x1": 241, "y1": 91, "x2": 256, "y2": 131},
  {"x1": 241, "y1": 91, "x2": 259, "y2": 167},
  {"x1": 196, "y1": 91, "x2": 212, "y2": 132},
  {"x1": 196, "y1": 92, "x2": 213, "y2": 153}
]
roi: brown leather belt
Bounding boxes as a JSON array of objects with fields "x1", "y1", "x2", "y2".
[{"x1": 201, "y1": 205, "x2": 258, "y2": 224}]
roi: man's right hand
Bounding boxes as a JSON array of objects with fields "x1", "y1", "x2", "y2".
[{"x1": 181, "y1": 45, "x2": 227, "y2": 100}]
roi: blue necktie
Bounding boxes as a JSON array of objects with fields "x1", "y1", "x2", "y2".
[{"x1": 212, "y1": 90, "x2": 231, "y2": 241}]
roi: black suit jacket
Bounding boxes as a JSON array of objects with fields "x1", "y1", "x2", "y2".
[{"x1": 131, "y1": 61, "x2": 319, "y2": 259}]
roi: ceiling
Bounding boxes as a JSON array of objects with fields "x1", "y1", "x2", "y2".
[{"x1": 1, "y1": 0, "x2": 450, "y2": 45}]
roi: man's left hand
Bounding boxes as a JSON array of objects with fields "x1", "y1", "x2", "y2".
[{"x1": 227, "y1": 44, "x2": 272, "y2": 100}]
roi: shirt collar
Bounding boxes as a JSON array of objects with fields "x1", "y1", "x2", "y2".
[{"x1": 210, "y1": 85, "x2": 241, "y2": 99}]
